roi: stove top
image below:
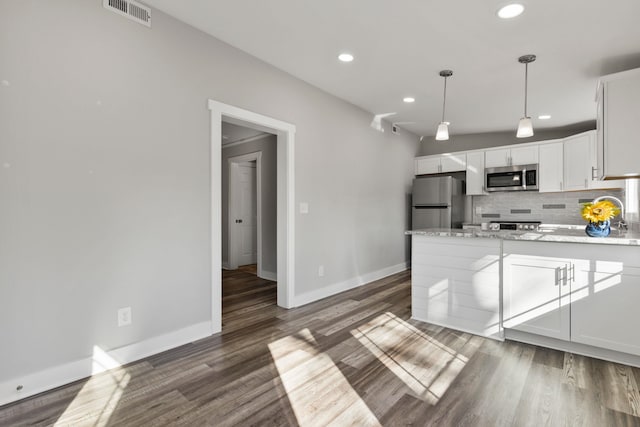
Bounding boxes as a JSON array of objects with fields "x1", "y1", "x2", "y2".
[{"x1": 490, "y1": 220, "x2": 541, "y2": 231}]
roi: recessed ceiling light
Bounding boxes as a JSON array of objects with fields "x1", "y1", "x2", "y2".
[
  {"x1": 497, "y1": 3, "x2": 525, "y2": 19},
  {"x1": 338, "y1": 53, "x2": 354, "y2": 62},
  {"x1": 538, "y1": 114, "x2": 551, "y2": 120},
  {"x1": 403, "y1": 97, "x2": 415, "y2": 103}
]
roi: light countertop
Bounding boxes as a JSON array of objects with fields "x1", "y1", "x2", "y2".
[{"x1": 406, "y1": 226, "x2": 640, "y2": 246}]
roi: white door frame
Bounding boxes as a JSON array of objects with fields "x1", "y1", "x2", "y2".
[
  {"x1": 209, "y1": 99, "x2": 295, "y2": 334},
  {"x1": 228, "y1": 152, "x2": 262, "y2": 273}
]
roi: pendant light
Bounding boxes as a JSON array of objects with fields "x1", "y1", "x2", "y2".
[
  {"x1": 516, "y1": 54, "x2": 536, "y2": 138},
  {"x1": 436, "y1": 70, "x2": 453, "y2": 141}
]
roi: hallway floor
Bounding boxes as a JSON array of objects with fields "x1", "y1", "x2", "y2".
[{"x1": 2, "y1": 270, "x2": 640, "y2": 426}]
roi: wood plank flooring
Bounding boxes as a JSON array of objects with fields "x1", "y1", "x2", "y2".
[{"x1": 2, "y1": 269, "x2": 640, "y2": 426}]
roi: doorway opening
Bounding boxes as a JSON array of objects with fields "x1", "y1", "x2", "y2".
[{"x1": 209, "y1": 100, "x2": 296, "y2": 334}]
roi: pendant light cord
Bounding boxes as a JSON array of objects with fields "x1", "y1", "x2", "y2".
[
  {"x1": 524, "y1": 62, "x2": 528, "y2": 117},
  {"x1": 442, "y1": 76, "x2": 447, "y2": 123}
]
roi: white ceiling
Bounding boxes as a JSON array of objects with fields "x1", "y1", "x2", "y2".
[
  {"x1": 221, "y1": 121, "x2": 268, "y2": 146},
  {"x1": 145, "y1": 0, "x2": 640, "y2": 137}
]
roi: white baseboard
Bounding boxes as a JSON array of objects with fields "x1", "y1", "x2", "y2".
[
  {"x1": 293, "y1": 262, "x2": 408, "y2": 307},
  {"x1": 259, "y1": 269, "x2": 277, "y2": 281},
  {"x1": 0, "y1": 321, "x2": 213, "y2": 406},
  {"x1": 411, "y1": 315, "x2": 504, "y2": 342},
  {"x1": 505, "y1": 328, "x2": 640, "y2": 368}
]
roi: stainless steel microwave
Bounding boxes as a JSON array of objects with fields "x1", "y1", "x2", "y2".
[{"x1": 485, "y1": 164, "x2": 538, "y2": 192}]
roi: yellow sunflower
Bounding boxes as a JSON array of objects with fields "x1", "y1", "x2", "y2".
[{"x1": 581, "y1": 200, "x2": 620, "y2": 223}]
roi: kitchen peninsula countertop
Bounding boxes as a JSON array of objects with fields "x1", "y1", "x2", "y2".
[{"x1": 406, "y1": 226, "x2": 640, "y2": 246}]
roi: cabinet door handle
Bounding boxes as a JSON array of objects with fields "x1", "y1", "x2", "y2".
[
  {"x1": 555, "y1": 267, "x2": 560, "y2": 286},
  {"x1": 570, "y1": 264, "x2": 575, "y2": 282},
  {"x1": 584, "y1": 178, "x2": 588, "y2": 188},
  {"x1": 563, "y1": 265, "x2": 569, "y2": 286},
  {"x1": 560, "y1": 181, "x2": 563, "y2": 190},
  {"x1": 591, "y1": 166, "x2": 598, "y2": 180}
]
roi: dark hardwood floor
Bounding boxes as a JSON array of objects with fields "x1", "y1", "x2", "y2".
[{"x1": 2, "y1": 269, "x2": 640, "y2": 426}]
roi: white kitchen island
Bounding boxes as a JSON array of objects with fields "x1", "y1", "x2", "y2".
[
  {"x1": 410, "y1": 233, "x2": 502, "y2": 339},
  {"x1": 408, "y1": 227, "x2": 640, "y2": 367}
]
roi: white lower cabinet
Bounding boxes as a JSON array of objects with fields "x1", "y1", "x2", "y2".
[
  {"x1": 412, "y1": 236, "x2": 640, "y2": 361},
  {"x1": 571, "y1": 244, "x2": 640, "y2": 356},
  {"x1": 411, "y1": 235, "x2": 501, "y2": 338},
  {"x1": 503, "y1": 240, "x2": 640, "y2": 357},
  {"x1": 503, "y1": 241, "x2": 571, "y2": 340}
]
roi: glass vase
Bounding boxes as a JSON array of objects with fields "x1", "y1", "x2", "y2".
[{"x1": 585, "y1": 220, "x2": 611, "y2": 237}]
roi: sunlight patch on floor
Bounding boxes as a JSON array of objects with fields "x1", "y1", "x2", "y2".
[
  {"x1": 268, "y1": 328, "x2": 382, "y2": 426},
  {"x1": 54, "y1": 346, "x2": 130, "y2": 426},
  {"x1": 352, "y1": 312, "x2": 471, "y2": 405}
]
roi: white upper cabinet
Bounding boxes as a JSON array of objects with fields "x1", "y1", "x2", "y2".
[
  {"x1": 537, "y1": 131, "x2": 623, "y2": 193},
  {"x1": 563, "y1": 132, "x2": 592, "y2": 191},
  {"x1": 485, "y1": 145, "x2": 538, "y2": 168},
  {"x1": 538, "y1": 141, "x2": 564, "y2": 192},
  {"x1": 596, "y1": 68, "x2": 640, "y2": 179},
  {"x1": 562, "y1": 130, "x2": 624, "y2": 191},
  {"x1": 465, "y1": 151, "x2": 486, "y2": 195},
  {"x1": 440, "y1": 153, "x2": 467, "y2": 172},
  {"x1": 415, "y1": 156, "x2": 441, "y2": 175},
  {"x1": 510, "y1": 145, "x2": 539, "y2": 166},
  {"x1": 484, "y1": 148, "x2": 510, "y2": 168},
  {"x1": 415, "y1": 153, "x2": 466, "y2": 175}
]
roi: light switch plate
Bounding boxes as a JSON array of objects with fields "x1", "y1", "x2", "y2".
[{"x1": 118, "y1": 307, "x2": 132, "y2": 327}]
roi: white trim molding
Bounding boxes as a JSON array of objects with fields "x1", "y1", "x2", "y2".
[
  {"x1": 0, "y1": 321, "x2": 212, "y2": 406},
  {"x1": 260, "y1": 270, "x2": 277, "y2": 282},
  {"x1": 505, "y1": 328, "x2": 640, "y2": 369},
  {"x1": 209, "y1": 100, "x2": 295, "y2": 334},
  {"x1": 293, "y1": 262, "x2": 408, "y2": 307}
]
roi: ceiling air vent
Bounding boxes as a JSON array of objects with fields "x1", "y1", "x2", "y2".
[{"x1": 103, "y1": 0, "x2": 151, "y2": 28}]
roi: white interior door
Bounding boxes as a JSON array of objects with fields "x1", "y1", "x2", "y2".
[{"x1": 236, "y1": 161, "x2": 257, "y2": 266}]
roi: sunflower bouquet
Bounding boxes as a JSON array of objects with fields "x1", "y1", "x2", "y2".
[
  {"x1": 581, "y1": 200, "x2": 620, "y2": 223},
  {"x1": 581, "y1": 200, "x2": 620, "y2": 237}
]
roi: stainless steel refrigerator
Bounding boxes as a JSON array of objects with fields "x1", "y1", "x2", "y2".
[{"x1": 412, "y1": 176, "x2": 465, "y2": 229}]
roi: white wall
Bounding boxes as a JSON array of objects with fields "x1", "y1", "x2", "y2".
[
  {"x1": 221, "y1": 134, "x2": 277, "y2": 275},
  {"x1": 418, "y1": 124, "x2": 594, "y2": 156},
  {"x1": 626, "y1": 179, "x2": 640, "y2": 232},
  {"x1": 0, "y1": 0, "x2": 418, "y2": 393}
]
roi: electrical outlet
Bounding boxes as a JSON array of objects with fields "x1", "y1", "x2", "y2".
[
  {"x1": 475, "y1": 206, "x2": 482, "y2": 215},
  {"x1": 318, "y1": 265, "x2": 325, "y2": 277},
  {"x1": 118, "y1": 307, "x2": 132, "y2": 327}
]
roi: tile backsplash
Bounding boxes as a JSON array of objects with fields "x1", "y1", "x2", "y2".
[{"x1": 472, "y1": 189, "x2": 625, "y2": 225}]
